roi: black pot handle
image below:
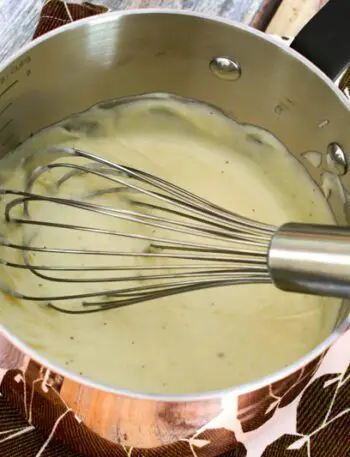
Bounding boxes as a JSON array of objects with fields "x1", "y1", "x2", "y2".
[{"x1": 290, "y1": 0, "x2": 350, "y2": 81}]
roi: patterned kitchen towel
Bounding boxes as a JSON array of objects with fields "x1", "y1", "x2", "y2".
[
  {"x1": 0, "y1": 1, "x2": 348, "y2": 456},
  {"x1": 33, "y1": 0, "x2": 109, "y2": 38}
]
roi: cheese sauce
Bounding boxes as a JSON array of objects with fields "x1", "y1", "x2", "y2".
[{"x1": 0, "y1": 95, "x2": 340, "y2": 394}]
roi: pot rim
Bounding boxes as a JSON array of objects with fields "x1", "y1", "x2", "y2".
[{"x1": 0, "y1": 8, "x2": 349, "y2": 402}]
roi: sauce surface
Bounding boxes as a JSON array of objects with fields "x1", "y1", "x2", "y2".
[{"x1": 0, "y1": 95, "x2": 340, "y2": 394}]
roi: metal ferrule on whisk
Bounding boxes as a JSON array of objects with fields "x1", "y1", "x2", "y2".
[{"x1": 269, "y1": 223, "x2": 350, "y2": 298}]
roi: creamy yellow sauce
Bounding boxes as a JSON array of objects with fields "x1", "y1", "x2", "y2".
[{"x1": 0, "y1": 95, "x2": 340, "y2": 394}]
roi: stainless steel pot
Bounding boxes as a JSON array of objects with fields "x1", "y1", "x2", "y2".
[{"x1": 0, "y1": 2, "x2": 349, "y2": 455}]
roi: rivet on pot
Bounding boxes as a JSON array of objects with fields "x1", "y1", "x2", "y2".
[
  {"x1": 327, "y1": 143, "x2": 348, "y2": 176},
  {"x1": 209, "y1": 57, "x2": 241, "y2": 81}
]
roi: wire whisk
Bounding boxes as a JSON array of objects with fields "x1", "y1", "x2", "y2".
[{"x1": 1, "y1": 146, "x2": 349, "y2": 314}]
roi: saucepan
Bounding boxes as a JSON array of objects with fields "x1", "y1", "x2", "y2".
[{"x1": 0, "y1": 1, "x2": 349, "y2": 455}]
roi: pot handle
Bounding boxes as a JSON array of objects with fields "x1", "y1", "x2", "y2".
[{"x1": 290, "y1": 0, "x2": 350, "y2": 81}]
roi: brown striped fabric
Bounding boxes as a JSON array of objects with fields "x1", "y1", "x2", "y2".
[{"x1": 33, "y1": 0, "x2": 109, "y2": 38}]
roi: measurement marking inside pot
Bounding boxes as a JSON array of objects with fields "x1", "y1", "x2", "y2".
[
  {"x1": 0, "y1": 119, "x2": 12, "y2": 135},
  {"x1": 0, "y1": 102, "x2": 12, "y2": 117},
  {"x1": 318, "y1": 120, "x2": 330, "y2": 129},
  {"x1": 0, "y1": 80, "x2": 18, "y2": 100},
  {"x1": 2, "y1": 134, "x2": 14, "y2": 147}
]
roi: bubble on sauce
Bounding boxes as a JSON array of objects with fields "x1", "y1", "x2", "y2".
[
  {"x1": 302, "y1": 151, "x2": 323, "y2": 169},
  {"x1": 246, "y1": 133, "x2": 268, "y2": 147},
  {"x1": 321, "y1": 171, "x2": 337, "y2": 200},
  {"x1": 61, "y1": 119, "x2": 100, "y2": 135}
]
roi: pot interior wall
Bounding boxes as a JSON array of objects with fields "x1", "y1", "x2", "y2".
[{"x1": 0, "y1": 11, "x2": 349, "y2": 328}]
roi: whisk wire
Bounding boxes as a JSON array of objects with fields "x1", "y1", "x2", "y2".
[{"x1": 0, "y1": 147, "x2": 274, "y2": 314}]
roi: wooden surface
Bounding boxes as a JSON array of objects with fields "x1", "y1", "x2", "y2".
[
  {"x1": 266, "y1": 0, "x2": 327, "y2": 36},
  {"x1": 0, "y1": 0, "x2": 275, "y2": 63},
  {"x1": 1, "y1": 0, "x2": 328, "y2": 64}
]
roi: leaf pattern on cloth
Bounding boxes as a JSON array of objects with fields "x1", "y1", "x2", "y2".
[
  {"x1": 0, "y1": 362, "x2": 248, "y2": 457},
  {"x1": 238, "y1": 354, "x2": 324, "y2": 432},
  {"x1": 0, "y1": 392, "x2": 84, "y2": 457},
  {"x1": 216, "y1": 444, "x2": 247, "y2": 457},
  {"x1": 262, "y1": 363, "x2": 350, "y2": 457},
  {"x1": 33, "y1": 0, "x2": 109, "y2": 38}
]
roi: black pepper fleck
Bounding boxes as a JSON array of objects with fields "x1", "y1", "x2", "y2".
[{"x1": 217, "y1": 352, "x2": 225, "y2": 358}]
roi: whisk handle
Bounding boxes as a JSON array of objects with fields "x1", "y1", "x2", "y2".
[{"x1": 269, "y1": 223, "x2": 350, "y2": 299}]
